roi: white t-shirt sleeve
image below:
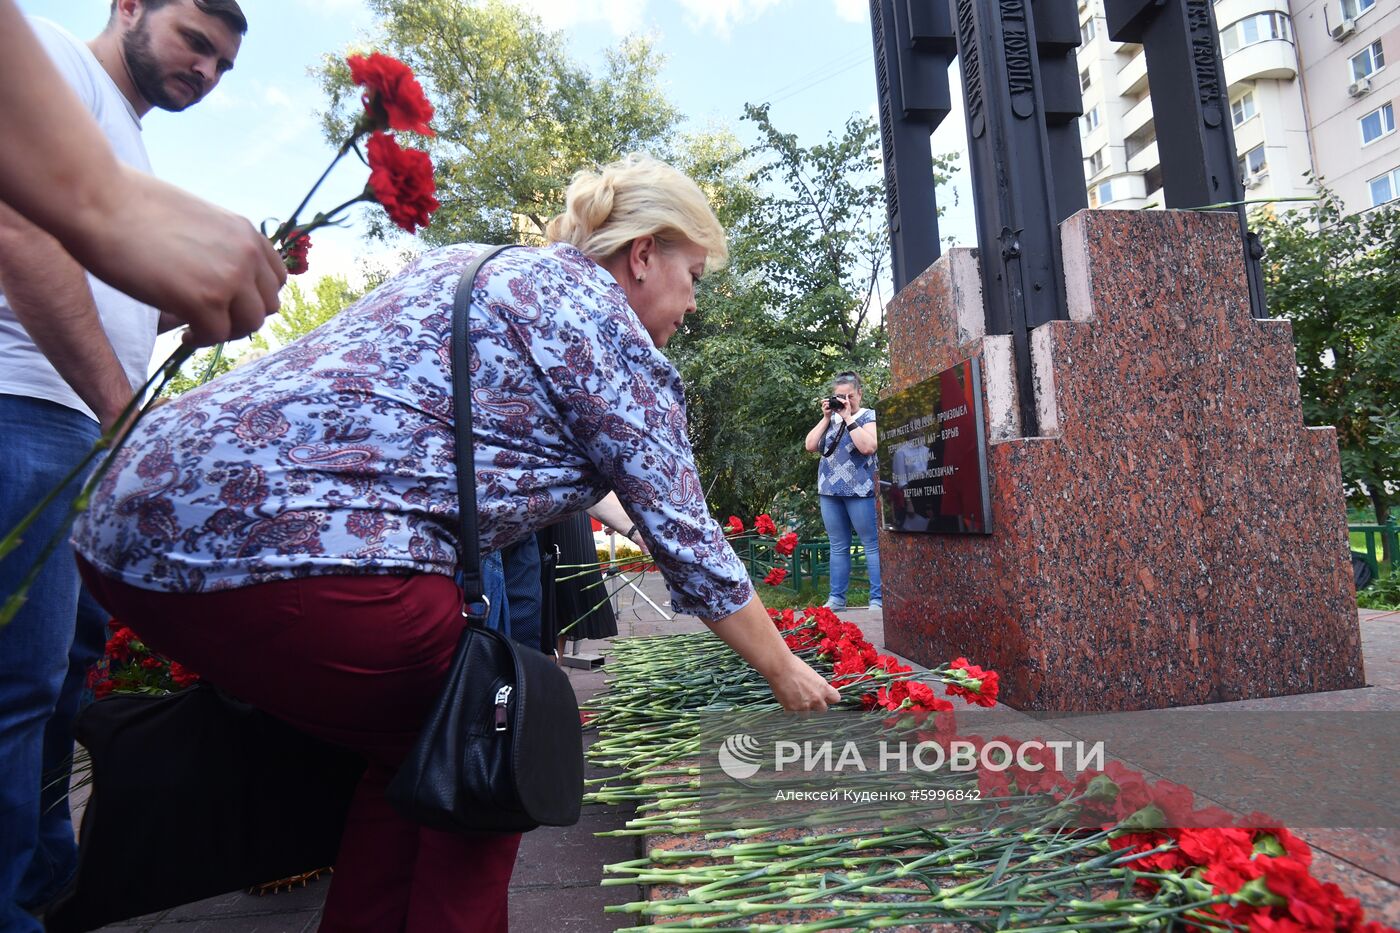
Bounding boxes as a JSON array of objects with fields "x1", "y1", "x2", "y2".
[{"x1": 27, "y1": 18, "x2": 101, "y2": 111}]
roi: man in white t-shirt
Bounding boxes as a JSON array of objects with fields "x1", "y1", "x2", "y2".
[{"x1": 0, "y1": 2, "x2": 245, "y2": 925}]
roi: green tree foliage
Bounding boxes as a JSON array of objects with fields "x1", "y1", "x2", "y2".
[
  {"x1": 252, "y1": 274, "x2": 373, "y2": 349},
  {"x1": 160, "y1": 344, "x2": 237, "y2": 398},
  {"x1": 1255, "y1": 190, "x2": 1400, "y2": 537},
  {"x1": 668, "y1": 108, "x2": 957, "y2": 528},
  {"x1": 318, "y1": 0, "x2": 678, "y2": 246}
]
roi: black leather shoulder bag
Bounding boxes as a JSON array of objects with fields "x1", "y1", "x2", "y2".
[{"x1": 386, "y1": 244, "x2": 584, "y2": 833}]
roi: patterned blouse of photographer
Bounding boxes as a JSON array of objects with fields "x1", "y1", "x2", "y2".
[{"x1": 804, "y1": 372, "x2": 882, "y2": 611}]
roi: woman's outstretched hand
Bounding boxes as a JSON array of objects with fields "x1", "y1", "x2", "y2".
[
  {"x1": 706, "y1": 597, "x2": 842, "y2": 712},
  {"x1": 765, "y1": 653, "x2": 842, "y2": 712}
]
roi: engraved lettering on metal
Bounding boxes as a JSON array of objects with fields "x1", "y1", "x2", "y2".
[
  {"x1": 871, "y1": 0, "x2": 899, "y2": 223},
  {"x1": 956, "y1": 0, "x2": 986, "y2": 138},
  {"x1": 1000, "y1": 0, "x2": 1036, "y2": 117},
  {"x1": 1186, "y1": 0, "x2": 1223, "y2": 127}
]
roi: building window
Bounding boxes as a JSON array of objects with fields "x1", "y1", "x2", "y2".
[
  {"x1": 1219, "y1": 12, "x2": 1291, "y2": 56},
  {"x1": 1081, "y1": 105, "x2": 1101, "y2": 134},
  {"x1": 1080, "y1": 17, "x2": 1097, "y2": 45},
  {"x1": 1080, "y1": 67, "x2": 1092, "y2": 92},
  {"x1": 1350, "y1": 41, "x2": 1385, "y2": 81},
  {"x1": 1237, "y1": 144, "x2": 1267, "y2": 180},
  {"x1": 1084, "y1": 148, "x2": 1106, "y2": 178},
  {"x1": 1095, "y1": 180, "x2": 1115, "y2": 205},
  {"x1": 1369, "y1": 167, "x2": 1399, "y2": 206},
  {"x1": 1231, "y1": 92, "x2": 1257, "y2": 127},
  {"x1": 1340, "y1": 0, "x2": 1376, "y2": 19},
  {"x1": 1360, "y1": 102, "x2": 1396, "y2": 145}
]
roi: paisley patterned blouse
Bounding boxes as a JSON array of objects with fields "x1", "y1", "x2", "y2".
[{"x1": 72, "y1": 243, "x2": 755, "y2": 620}]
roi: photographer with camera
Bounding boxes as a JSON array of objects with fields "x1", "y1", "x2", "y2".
[{"x1": 803, "y1": 371, "x2": 882, "y2": 610}]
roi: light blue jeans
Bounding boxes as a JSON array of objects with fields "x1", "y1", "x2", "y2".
[
  {"x1": 0, "y1": 395, "x2": 105, "y2": 930},
  {"x1": 819, "y1": 494, "x2": 882, "y2": 605}
]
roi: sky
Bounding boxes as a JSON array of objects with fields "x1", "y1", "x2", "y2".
[{"x1": 18, "y1": 0, "x2": 977, "y2": 293}]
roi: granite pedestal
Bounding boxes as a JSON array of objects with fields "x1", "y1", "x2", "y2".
[{"x1": 881, "y1": 209, "x2": 1365, "y2": 710}]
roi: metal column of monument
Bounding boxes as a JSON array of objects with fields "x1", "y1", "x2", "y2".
[
  {"x1": 870, "y1": 0, "x2": 1084, "y2": 437},
  {"x1": 1104, "y1": 0, "x2": 1268, "y2": 318},
  {"x1": 868, "y1": 0, "x2": 1364, "y2": 710}
]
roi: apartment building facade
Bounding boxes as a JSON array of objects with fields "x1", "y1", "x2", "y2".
[{"x1": 1076, "y1": 0, "x2": 1400, "y2": 212}]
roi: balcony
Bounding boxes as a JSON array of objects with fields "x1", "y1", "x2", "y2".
[
  {"x1": 1128, "y1": 139, "x2": 1160, "y2": 174},
  {"x1": 1122, "y1": 93, "x2": 1155, "y2": 138},
  {"x1": 1214, "y1": 0, "x2": 1289, "y2": 35},
  {"x1": 1116, "y1": 48, "x2": 1148, "y2": 96},
  {"x1": 1224, "y1": 38, "x2": 1298, "y2": 86}
]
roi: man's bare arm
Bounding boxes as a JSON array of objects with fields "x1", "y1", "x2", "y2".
[
  {"x1": 0, "y1": 201, "x2": 136, "y2": 434},
  {"x1": 0, "y1": 0, "x2": 285, "y2": 345}
]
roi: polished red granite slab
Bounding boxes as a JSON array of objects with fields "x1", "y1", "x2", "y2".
[{"x1": 882, "y1": 209, "x2": 1365, "y2": 710}]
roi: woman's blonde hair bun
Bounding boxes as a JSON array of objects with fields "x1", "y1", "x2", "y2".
[{"x1": 546, "y1": 154, "x2": 728, "y2": 270}]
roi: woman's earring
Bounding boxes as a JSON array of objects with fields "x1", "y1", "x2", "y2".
[{"x1": 636, "y1": 273, "x2": 647, "y2": 283}]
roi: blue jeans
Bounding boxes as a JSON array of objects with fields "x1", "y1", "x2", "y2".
[
  {"x1": 481, "y1": 551, "x2": 509, "y2": 635},
  {"x1": 819, "y1": 494, "x2": 882, "y2": 605},
  {"x1": 479, "y1": 540, "x2": 543, "y2": 652},
  {"x1": 500, "y1": 538, "x2": 542, "y2": 652},
  {"x1": 0, "y1": 395, "x2": 104, "y2": 930}
]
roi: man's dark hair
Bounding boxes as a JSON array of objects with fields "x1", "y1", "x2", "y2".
[{"x1": 110, "y1": 0, "x2": 249, "y2": 35}]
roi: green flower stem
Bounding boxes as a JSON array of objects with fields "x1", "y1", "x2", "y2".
[{"x1": 274, "y1": 133, "x2": 363, "y2": 244}]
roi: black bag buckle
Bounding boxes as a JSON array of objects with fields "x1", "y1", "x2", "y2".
[{"x1": 462, "y1": 593, "x2": 491, "y2": 623}]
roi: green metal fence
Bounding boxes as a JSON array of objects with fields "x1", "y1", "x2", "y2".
[
  {"x1": 1351, "y1": 519, "x2": 1397, "y2": 580},
  {"x1": 744, "y1": 522, "x2": 1394, "y2": 593},
  {"x1": 737, "y1": 537, "x2": 867, "y2": 593}
]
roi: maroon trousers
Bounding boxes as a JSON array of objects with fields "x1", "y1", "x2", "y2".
[{"x1": 78, "y1": 562, "x2": 521, "y2": 932}]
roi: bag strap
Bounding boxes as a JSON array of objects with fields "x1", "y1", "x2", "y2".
[
  {"x1": 822, "y1": 420, "x2": 847, "y2": 458},
  {"x1": 451, "y1": 244, "x2": 518, "y2": 620}
]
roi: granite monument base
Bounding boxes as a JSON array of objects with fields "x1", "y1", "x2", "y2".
[{"x1": 882, "y1": 209, "x2": 1365, "y2": 710}]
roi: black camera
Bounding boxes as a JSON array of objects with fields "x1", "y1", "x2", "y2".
[{"x1": 826, "y1": 395, "x2": 846, "y2": 413}]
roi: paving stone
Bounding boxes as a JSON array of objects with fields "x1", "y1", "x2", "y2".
[
  {"x1": 509, "y1": 879, "x2": 641, "y2": 933},
  {"x1": 163, "y1": 881, "x2": 330, "y2": 921},
  {"x1": 1358, "y1": 613, "x2": 1400, "y2": 688},
  {"x1": 148, "y1": 913, "x2": 320, "y2": 932},
  {"x1": 512, "y1": 812, "x2": 641, "y2": 888}
]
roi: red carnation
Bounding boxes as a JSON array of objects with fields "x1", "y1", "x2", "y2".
[
  {"x1": 763, "y1": 567, "x2": 788, "y2": 586},
  {"x1": 904, "y1": 681, "x2": 953, "y2": 713},
  {"x1": 875, "y1": 654, "x2": 912, "y2": 675},
  {"x1": 946, "y1": 656, "x2": 1000, "y2": 707},
  {"x1": 104, "y1": 626, "x2": 138, "y2": 663},
  {"x1": 725, "y1": 516, "x2": 744, "y2": 535},
  {"x1": 170, "y1": 661, "x2": 200, "y2": 688},
  {"x1": 283, "y1": 230, "x2": 311, "y2": 275},
  {"x1": 754, "y1": 514, "x2": 777, "y2": 536},
  {"x1": 347, "y1": 52, "x2": 435, "y2": 136},
  {"x1": 774, "y1": 532, "x2": 798, "y2": 556},
  {"x1": 366, "y1": 133, "x2": 439, "y2": 234}
]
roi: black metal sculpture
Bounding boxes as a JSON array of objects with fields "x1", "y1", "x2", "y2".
[
  {"x1": 869, "y1": 0, "x2": 1268, "y2": 438},
  {"x1": 870, "y1": 0, "x2": 1083, "y2": 436},
  {"x1": 1104, "y1": 0, "x2": 1269, "y2": 319},
  {"x1": 868, "y1": 0, "x2": 953, "y2": 293}
]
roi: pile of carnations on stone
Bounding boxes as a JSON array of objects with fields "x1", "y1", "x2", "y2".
[{"x1": 582, "y1": 607, "x2": 1393, "y2": 932}]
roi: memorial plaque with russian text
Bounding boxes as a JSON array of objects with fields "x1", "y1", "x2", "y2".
[{"x1": 876, "y1": 358, "x2": 992, "y2": 534}]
